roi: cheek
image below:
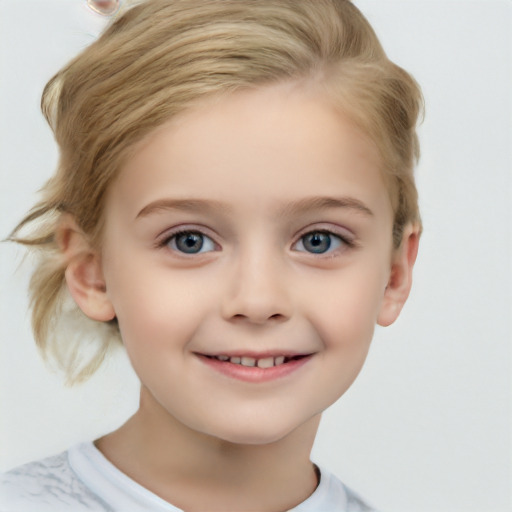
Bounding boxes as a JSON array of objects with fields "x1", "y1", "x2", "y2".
[
  {"x1": 309, "y1": 269, "x2": 387, "y2": 401},
  {"x1": 316, "y1": 268, "x2": 386, "y2": 335},
  {"x1": 107, "y1": 265, "x2": 217, "y2": 355}
]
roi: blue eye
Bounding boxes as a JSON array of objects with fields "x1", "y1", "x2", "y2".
[
  {"x1": 167, "y1": 231, "x2": 216, "y2": 254},
  {"x1": 294, "y1": 231, "x2": 343, "y2": 254}
]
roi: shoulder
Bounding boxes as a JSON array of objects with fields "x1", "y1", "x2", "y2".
[
  {"x1": 1, "y1": 447, "x2": 113, "y2": 512},
  {"x1": 292, "y1": 465, "x2": 378, "y2": 512}
]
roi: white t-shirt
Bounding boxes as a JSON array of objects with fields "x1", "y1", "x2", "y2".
[{"x1": 1, "y1": 442, "x2": 375, "y2": 511}]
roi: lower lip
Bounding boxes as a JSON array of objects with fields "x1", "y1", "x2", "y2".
[{"x1": 196, "y1": 355, "x2": 313, "y2": 383}]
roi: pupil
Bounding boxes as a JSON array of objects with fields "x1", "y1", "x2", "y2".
[
  {"x1": 176, "y1": 233, "x2": 203, "y2": 253},
  {"x1": 303, "y1": 232, "x2": 331, "y2": 253}
]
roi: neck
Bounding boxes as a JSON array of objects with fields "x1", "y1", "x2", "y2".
[{"x1": 95, "y1": 387, "x2": 321, "y2": 512}]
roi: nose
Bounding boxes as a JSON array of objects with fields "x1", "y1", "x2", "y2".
[{"x1": 221, "y1": 247, "x2": 292, "y2": 325}]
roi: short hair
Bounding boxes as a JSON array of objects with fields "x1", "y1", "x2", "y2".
[{"x1": 11, "y1": 0, "x2": 423, "y2": 383}]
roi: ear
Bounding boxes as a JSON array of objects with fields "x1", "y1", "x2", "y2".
[
  {"x1": 377, "y1": 224, "x2": 420, "y2": 327},
  {"x1": 56, "y1": 215, "x2": 116, "y2": 322}
]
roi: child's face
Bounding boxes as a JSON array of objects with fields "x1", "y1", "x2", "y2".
[{"x1": 98, "y1": 83, "x2": 397, "y2": 444}]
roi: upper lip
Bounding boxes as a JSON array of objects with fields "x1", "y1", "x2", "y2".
[{"x1": 195, "y1": 351, "x2": 314, "y2": 359}]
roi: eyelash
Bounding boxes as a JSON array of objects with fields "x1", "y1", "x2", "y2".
[
  {"x1": 157, "y1": 227, "x2": 356, "y2": 256},
  {"x1": 157, "y1": 228, "x2": 218, "y2": 255},
  {"x1": 292, "y1": 229, "x2": 356, "y2": 256}
]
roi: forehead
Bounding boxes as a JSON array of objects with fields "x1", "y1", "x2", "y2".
[{"x1": 108, "y1": 83, "x2": 391, "y2": 221}]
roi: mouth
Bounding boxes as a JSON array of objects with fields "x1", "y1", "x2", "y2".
[
  {"x1": 196, "y1": 352, "x2": 314, "y2": 382},
  {"x1": 203, "y1": 354, "x2": 309, "y2": 368}
]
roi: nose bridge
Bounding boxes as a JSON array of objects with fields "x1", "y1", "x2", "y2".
[{"x1": 222, "y1": 237, "x2": 291, "y2": 324}]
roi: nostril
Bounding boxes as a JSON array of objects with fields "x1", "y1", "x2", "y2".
[
  {"x1": 222, "y1": 287, "x2": 292, "y2": 324},
  {"x1": 230, "y1": 312, "x2": 286, "y2": 324}
]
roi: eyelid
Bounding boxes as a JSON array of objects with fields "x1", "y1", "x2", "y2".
[
  {"x1": 155, "y1": 224, "x2": 221, "y2": 252},
  {"x1": 293, "y1": 223, "x2": 356, "y2": 245},
  {"x1": 154, "y1": 223, "x2": 356, "y2": 254},
  {"x1": 291, "y1": 224, "x2": 357, "y2": 256}
]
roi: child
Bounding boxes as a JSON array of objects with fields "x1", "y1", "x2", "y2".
[{"x1": 2, "y1": 0, "x2": 422, "y2": 510}]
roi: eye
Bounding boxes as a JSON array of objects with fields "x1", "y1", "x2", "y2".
[
  {"x1": 166, "y1": 231, "x2": 216, "y2": 254},
  {"x1": 293, "y1": 231, "x2": 345, "y2": 254}
]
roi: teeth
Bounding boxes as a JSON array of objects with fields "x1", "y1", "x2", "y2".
[
  {"x1": 275, "y1": 356, "x2": 285, "y2": 366},
  {"x1": 213, "y1": 355, "x2": 294, "y2": 368},
  {"x1": 257, "y1": 357, "x2": 275, "y2": 369}
]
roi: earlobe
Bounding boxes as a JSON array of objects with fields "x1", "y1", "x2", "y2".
[
  {"x1": 377, "y1": 224, "x2": 420, "y2": 327},
  {"x1": 57, "y1": 215, "x2": 116, "y2": 322}
]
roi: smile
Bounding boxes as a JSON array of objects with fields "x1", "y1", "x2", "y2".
[
  {"x1": 197, "y1": 353, "x2": 313, "y2": 383},
  {"x1": 206, "y1": 355, "x2": 302, "y2": 368}
]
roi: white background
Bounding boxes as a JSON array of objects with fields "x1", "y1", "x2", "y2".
[{"x1": 0, "y1": 1, "x2": 511, "y2": 511}]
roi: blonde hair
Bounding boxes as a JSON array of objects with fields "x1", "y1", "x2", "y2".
[{"x1": 11, "y1": 0, "x2": 423, "y2": 383}]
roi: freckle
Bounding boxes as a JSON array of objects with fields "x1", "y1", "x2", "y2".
[{"x1": 87, "y1": 0, "x2": 120, "y2": 16}]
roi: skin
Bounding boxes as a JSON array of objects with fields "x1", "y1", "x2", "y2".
[{"x1": 61, "y1": 82, "x2": 419, "y2": 511}]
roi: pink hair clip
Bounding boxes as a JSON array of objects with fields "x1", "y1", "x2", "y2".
[{"x1": 87, "y1": 0, "x2": 120, "y2": 16}]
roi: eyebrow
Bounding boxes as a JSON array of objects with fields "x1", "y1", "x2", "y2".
[
  {"x1": 136, "y1": 195, "x2": 374, "y2": 219},
  {"x1": 278, "y1": 196, "x2": 374, "y2": 217},
  {"x1": 136, "y1": 199, "x2": 232, "y2": 219}
]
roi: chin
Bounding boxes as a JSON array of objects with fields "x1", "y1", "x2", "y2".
[
  {"x1": 215, "y1": 432, "x2": 292, "y2": 447},
  {"x1": 200, "y1": 415, "x2": 312, "y2": 447},
  {"x1": 220, "y1": 430, "x2": 289, "y2": 446}
]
